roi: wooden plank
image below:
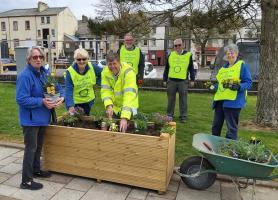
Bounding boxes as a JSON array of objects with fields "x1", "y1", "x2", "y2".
[
  {"x1": 44, "y1": 160, "x2": 166, "y2": 191},
  {"x1": 43, "y1": 145, "x2": 167, "y2": 170},
  {"x1": 44, "y1": 136, "x2": 167, "y2": 158},
  {"x1": 46, "y1": 126, "x2": 169, "y2": 149},
  {"x1": 44, "y1": 154, "x2": 166, "y2": 186}
]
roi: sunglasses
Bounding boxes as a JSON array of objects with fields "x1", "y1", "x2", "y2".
[
  {"x1": 76, "y1": 58, "x2": 87, "y2": 62},
  {"x1": 32, "y1": 55, "x2": 44, "y2": 60},
  {"x1": 174, "y1": 44, "x2": 182, "y2": 47}
]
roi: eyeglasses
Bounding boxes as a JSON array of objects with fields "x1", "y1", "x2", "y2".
[
  {"x1": 76, "y1": 58, "x2": 87, "y2": 62},
  {"x1": 32, "y1": 55, "x2": 44, "y2": 60},
  {"x1": 174, "y1": 44, "x2": 182, "y2": 47}
]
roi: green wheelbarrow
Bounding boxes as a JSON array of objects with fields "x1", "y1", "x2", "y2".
[{"x1": 176, "y1": 133, "x2": 278, "y2": 191}]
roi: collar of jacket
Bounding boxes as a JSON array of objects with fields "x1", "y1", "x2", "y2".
[
  {"x1": 27, "y1": 64, "x2": 47, "y2": 77},
  {"x1": 223, "y1": 58, "x2": 240, "y2": 68},
  {"x1": 72, "y1": 62, "x2": 89, "y2": 74}
]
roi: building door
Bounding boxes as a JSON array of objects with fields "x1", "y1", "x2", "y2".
[
  {"x1": 1, "y1": 40, "x2": 9, "y2": 58},
  {"x1": 157, "y1": 57, "x2": 161, "y2": 66},
  {"x1": 43, "y1": 29, "x2": 49, "y2": 48}
]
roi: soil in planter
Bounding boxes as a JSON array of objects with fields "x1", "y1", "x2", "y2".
[{"x1": 57, "y1": 120, "x2": 161, "y2": 136}]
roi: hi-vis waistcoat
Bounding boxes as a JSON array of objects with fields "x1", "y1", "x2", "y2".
[
  {"x1": 67, "y1": 62, "x2": 96, "y2": 104},
  {"x1": 101, "y1": 62, "x2": 138, "y2": 120},
  {"x1": 214, "y1": 60, "x2": 243, "y2": 101},
  {"x1": 168, "y1": 51, "x2": 191, "y2": 79},
  {"x1": 120, "y1": 45, "x2": 140, "y2": 75}
]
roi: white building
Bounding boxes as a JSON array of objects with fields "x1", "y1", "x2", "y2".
[{"x1": 0, "y1": 1, "x2": 78, "y2": 61}]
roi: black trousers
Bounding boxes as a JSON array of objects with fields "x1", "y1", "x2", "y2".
[{"x1": 22, "y1": 126, "x2": 46, "y2": 182}]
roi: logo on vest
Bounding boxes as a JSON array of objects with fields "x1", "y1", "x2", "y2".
[{"x1": 174, "y1": 66, "x2": 181, "y2": 73}]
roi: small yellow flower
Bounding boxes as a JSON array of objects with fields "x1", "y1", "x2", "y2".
[
  {"x1": 51, "y1": 72, "x2": 55, "y2": 77},
  {"x1": 251, "y1": 136, "x2": 256, "y2": 141}
]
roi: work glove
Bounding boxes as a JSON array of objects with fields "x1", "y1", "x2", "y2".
[
  {"x1": 137, "y1": 79, "x2": 143, "y2": 85},
  {"x1": 229, "y1": 84, "x2": 240, "y2": 91}
]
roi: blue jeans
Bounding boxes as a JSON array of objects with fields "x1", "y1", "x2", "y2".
[{"x1": 211, "y1": 101, "x2": 241, "y2": 140}]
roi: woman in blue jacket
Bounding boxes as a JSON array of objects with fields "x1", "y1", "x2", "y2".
[
  {"x1": 16, "y1": 46, "x2": 64, "y2": 190},
  {"x1": 211, "y1": 44, "x2": 252, "y2": 140}
]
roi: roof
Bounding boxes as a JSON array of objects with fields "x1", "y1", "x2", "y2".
[{"x1": 0, "y1": 7, "x2": 67, "y2": 18}]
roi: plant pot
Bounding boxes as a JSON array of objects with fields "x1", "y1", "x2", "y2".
[{"x1": 44, "y1": 92, "x2": 60, "y2": 103}]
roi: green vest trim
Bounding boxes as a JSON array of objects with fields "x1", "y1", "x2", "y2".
[
  {"x1": 120, "y1": 45, "x2": 140, "y2": 75},
  {"x1": 168, "y1": 51, "x2": 191, "y2": 79},
  {"x1": 68, "y1": 62, "x2": 96, "y2": 104},
  {"x1": 214, "y1": 60, "x2": 243, "y2": 101}
]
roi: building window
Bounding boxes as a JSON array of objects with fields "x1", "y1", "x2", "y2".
[
  {"x1": 46, "y1": 17, "x2": 50, "y2": 24},
  {"x1": 25, "y1": 21, "x2": 30, "y2": 30},
  {"x1": 1, "y1": 22, "x2": 6, "y2": 31},
  {"x1": 14, "y1": 39, "x2": 19, "y2": 48},
  {"x1": 51, "y1": 29, "x2": 55, "y2": 37},
  {"x1": 13, "y1": 21, "x2": 18, "y2": 31},
  {"x1": 89, "y1": 41, "x2": 93, "y2": 49},
  {"x1": 152, "y1": 27, "x2": 156, "y2": 34},
  {"x1": 143, "y1": 40, "x2": 148, "y2": 46},
  {"x1": 38, "y1": 30, "x2": 41, "y2": 37},
  {"x1": 151, "y1": 39, "x2": 156, "y2": 46},
  {"x1": 41, "y1": 17, "x2": 45, "y2": 24},
  {"x1": 81, "y1": 41, "x2": 85, "y2": 48},
  {"x1": 66, "y1": 43, "x2": 70, "y2": 48}
]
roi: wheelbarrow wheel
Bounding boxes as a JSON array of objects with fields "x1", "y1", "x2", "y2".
[{"x1": 180, "y1": 156, "x2": 216, "y2": 190}]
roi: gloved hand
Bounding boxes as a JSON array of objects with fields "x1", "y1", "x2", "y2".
[{"x1": 229, "y1": 84, "x2": 240, "y2": 91}]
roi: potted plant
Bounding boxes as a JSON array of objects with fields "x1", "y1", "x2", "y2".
[
  {"x1": 62, "y1": 113, "x2": 80, "y2": 127},
  {"x1": 44, "y1": 73, "x2": 60, "y2": 103}
]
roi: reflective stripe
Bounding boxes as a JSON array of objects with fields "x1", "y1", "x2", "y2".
[
  {"x1": 124, "y1": 68, "x2": 133, "y2": 78},
  {"x1": 102, "y1": 97, "x2": 112, "y2": 102},
  {"x1": 115, "y1": 91, "x2": 122, "y2": 96},
  {"x1": 123, "y1": 88, "x2": 137, "y2": 94},
  {"x1": 101, "y1": 85, "x2": 111, "y2": 89},
  {"x1": 122, "y1": 106, "x2": 132, "y2": 112}
]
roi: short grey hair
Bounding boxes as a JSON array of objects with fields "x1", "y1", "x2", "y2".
[
  {"x1": 26, "y1": 46, "x2": 45, "y2": 63},
  {"x1": 106, "y1": 52, "x2": 120, "y2": 63},
  {"x1": 74, "y1": 48, "x2": 89, "y2": 60},
  {"x1": 224, "y1": 44, "x2": 239, "y2": 54}
]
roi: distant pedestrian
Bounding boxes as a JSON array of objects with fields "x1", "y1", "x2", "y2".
[
  {"x1": 193, "y1": 60, "x2": 199, "y2": 79},
  {"x1": 163, "y1": 38, "x2": 195, "y2": 123},
  {"x1": 211, "y1": 43, "x2": 252, "y2": 140}
]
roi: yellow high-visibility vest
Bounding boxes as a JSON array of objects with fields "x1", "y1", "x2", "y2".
[
  {"x1": 120, "y1": 45, "x2": 140, "y2": 75},
  {"x1": 168, "y1": 51, "x2": 191, "y2": 79},
  {"x1": 101, "y1": 62, "x2": 138, "y2": 119},
  {"x1": 67, "y1": 62, "x2": 96, "y2": 104},
  {"x1": 214, "y1": 60, "x2": 243, "y2": 101}
]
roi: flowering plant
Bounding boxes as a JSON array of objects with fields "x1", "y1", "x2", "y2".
[{"x1": 44, "y1": 72, "x2": 60, "y2": 102}]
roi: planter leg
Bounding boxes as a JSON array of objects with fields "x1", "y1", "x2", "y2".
[
  {"x1": 158, "y1": 191, "x2": 165, "y2": 195},
  {"x1": 97, "y1": 179, "x2": 102, "y2": 183}
]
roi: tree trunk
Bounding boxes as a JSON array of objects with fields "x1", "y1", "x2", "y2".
[
  {"x1": 256, "y1": 1, "x2": 278, "y2": 127},
  {"x1": 201, "y1": 42, "x2": 207, "y2": 68}
]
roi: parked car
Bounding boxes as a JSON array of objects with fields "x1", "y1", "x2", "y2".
[
  {"x1": 144, "y1": 62, "x2": 157, "y2": 78},
  {"x1": 89, "y1": 59, "x2": 107, "y2": 68},
  {"x1": 0, "y1": 58, "x2": 16, "y2": 71},
  {"x1": 0, "y1": 58, "x2": 14, "y2": 64}
]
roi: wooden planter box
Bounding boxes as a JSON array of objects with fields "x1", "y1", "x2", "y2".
[{"x1": 43, "y1": 122, "x2": 176, "y2": 192}]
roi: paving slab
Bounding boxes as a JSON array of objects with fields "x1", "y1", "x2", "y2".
[
  {"x1": 10, "y1": 151, "x2": 24, "y2": 158},
  {"x1": 0, "y1": 173, "x2": 12, "y2": 184},
  {"x1": 50, "y1": 188, "x2": 85, "y2": 200},
  {"x1": 0, "y1": 157, "x2": 18, "y2": 166},
  {"x1": 65, "y1": 177, "x2": 95, "y2": 192},
  {"x1": 167, "y1": 180, "x2": 180, "y2": 192},
  {"x1": 11, "y1": 179, "x2": 64, "y2": 200},
  {"x1": 80, "y1": 182, "x2": 131, "y2": 200},
  {"x1": 220, "y1": 182, "x2": 242, "y2": 200},
  {"x1": 0, "y1": 163, "x2": 22, "y2": 175},
  {"x1": 0, "y1": 147, "x2": 20, "y2": 160},
  {"x1": 0, "y1": 184, "x2": 19, "y2": 197},
  {"x1": 3, "y1": 173, "x2": 21, "y2": 188},
  {"x1": 37, "y1": 173, "x2": 73, "y2": 184},
  {"x1": 13, "y1": 158, "x2": 23, "y2": 165},
  {"x1": 240, "y1": 185, "x2": 278, "y2": 200},
  {"x1": 127, "y1": 188, "x2": 148, "y2": 200},
  {"x1": 147, "y1": 190, "x2": 177, "y2": 200},
  {"x1": 0, "y1": 195, "x2": 20, "y2": 200},
  {"x1": 176, "y1": 182, "x2": 221, "y2": 200}
]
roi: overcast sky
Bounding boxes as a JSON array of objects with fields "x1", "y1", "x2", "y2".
[{"x1": 0, "y1": 0, "x2": 100, "y2": 20}]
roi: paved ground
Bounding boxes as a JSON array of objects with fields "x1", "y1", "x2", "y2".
[{"x1": 0, "y1": 146, "x2": 277, "y2": 200}]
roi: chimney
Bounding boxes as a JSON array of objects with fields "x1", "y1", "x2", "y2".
[
  {"x1": 82, "y1": 15, "x2": 88, "y2": 22},
  {"x1": 38, "y1": 1, "x2": 49, "y2": 12}
]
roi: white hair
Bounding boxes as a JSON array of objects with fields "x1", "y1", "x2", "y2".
[
  {"x1": 224, "y1": 44, "x2": 239, "y2": 54},
  {"x1": 26, "y1": 46, "x2": 45, "y2": 63},
  {"x1": 74, "y1": 48, "x2": 89, "y2": 60}
]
